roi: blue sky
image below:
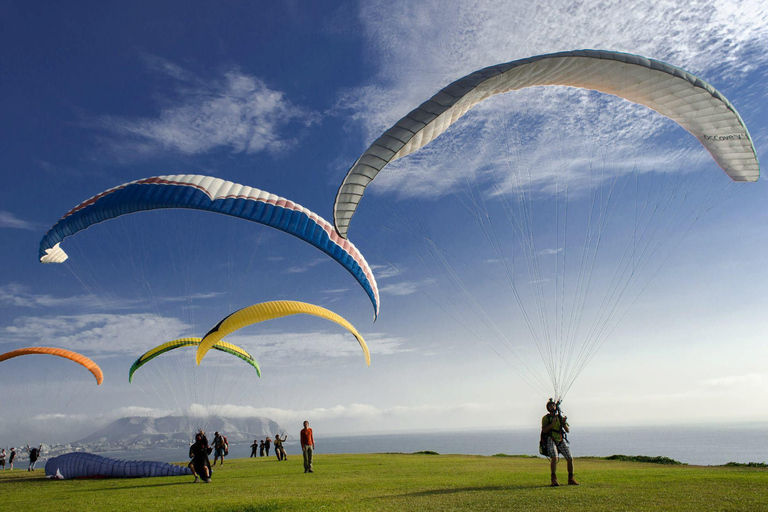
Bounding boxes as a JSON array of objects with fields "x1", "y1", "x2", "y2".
[{"x1": 2, "y1": 0, "x2": 768, "y2": 444}]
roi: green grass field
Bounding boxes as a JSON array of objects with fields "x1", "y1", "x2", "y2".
[{"x1": 2, "y1": 453, "x2": 766, "y2": 511}]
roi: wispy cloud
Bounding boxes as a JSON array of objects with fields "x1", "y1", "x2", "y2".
[
  {"x1": 379, "y1": 280, "x2": 425, "y2": 296},
  {"x1": 99, "y1": 57, "x2": 318, "y2": 159},
  {"x1": 0, "y1": 211, "x2": 37, "y2": 230},
  {"x1": 0, "y1": 284, "x2": 221, "y2": 310},
  {"x1": 159, "y1": 292, "x2": 225, "y2": 303},
  {"x1": 286, "y1": 258, "x2": 328, "y2": 274},
  {"x1": 224, "y1": 330, "x2": 408, "y2": 364},
  {"x1": 704, "y1": 373, "x2": 768, "y2": 389},
  {"x1": 370, "y1": 264, "x2": 401, "y2": 280},
  {"x1": 3, "y1": 313, "x2": 191, "y2": 355},
  {"x1": 364, "y1": 332, "x2": 411, "y2": 355},
  {"x1": 104, "y1": 401, "x2": 502, "y2": 424},
  {"x1": 0, "y1": 284, "x2": 104, "y2": 309},
  {"x1": 340, "y1": 0, "x2": 768, "y2": 200}
]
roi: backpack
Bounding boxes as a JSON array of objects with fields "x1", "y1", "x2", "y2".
[{"x1": 223, "y1": 436, "x2": 229, "y2": 456}]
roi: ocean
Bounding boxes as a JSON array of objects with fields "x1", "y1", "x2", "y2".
[{"x1": 93, "y1": 424, "x2": 767, "y2": 467}]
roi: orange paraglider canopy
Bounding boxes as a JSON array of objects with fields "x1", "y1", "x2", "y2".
[{"x1": 0, "y1": 347, "x2": 103, "y2": 385}]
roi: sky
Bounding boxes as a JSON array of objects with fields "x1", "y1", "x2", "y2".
[{"x1": 2, "y1": 0, "x2": 768, "y2": 445}]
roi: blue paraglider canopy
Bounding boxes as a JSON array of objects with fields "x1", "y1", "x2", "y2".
[{"x1": 45, "y1": 452, "x2": 192, "y2": 479}]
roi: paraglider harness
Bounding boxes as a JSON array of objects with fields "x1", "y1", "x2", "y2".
[{"x1": 539, "y1": 399, "x2": 569, "y2": 456}]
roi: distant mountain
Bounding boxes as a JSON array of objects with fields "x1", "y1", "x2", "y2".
[{"x1": 72, "y1": 415, "x2": 284, "y2": 452}]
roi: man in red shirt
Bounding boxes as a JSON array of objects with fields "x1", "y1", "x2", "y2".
[{"x1": 300, "y1": 420, "x2": 315, "y2": 473}]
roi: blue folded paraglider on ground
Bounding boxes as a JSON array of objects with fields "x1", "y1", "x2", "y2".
[{"x1": 45, "y1": 452, "x2": 192, "y2": 479}]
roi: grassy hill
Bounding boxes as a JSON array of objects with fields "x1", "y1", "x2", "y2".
[{"x1": 2, "y1": 453, "x2": 766, "y2": 511}]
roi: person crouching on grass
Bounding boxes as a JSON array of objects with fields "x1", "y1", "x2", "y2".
[
  {"x1": 300, "y1": 421, "x2": 315, "y2": 473},
  {"x1": 189, "y1": 431, "x2": 212, "y2": 483},
  {"x1": 541, "y1": 399, "x2": 578, "y2": 486}
]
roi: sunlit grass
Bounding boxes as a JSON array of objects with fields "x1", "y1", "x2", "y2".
[{"x1": 2, "y1": 453, "x2": 766, "y2": 511}]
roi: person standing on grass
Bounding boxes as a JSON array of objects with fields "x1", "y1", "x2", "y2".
[
  {"x1": 212, "y1": 432, "x2": 227, "y2": 466},
  {"x1": 259, "y1": 439, "x2": 265, "y2": 457},
  {"x1": 8, "y1": 447, "x2": 16, "y2": 470},
  {"x1": 0, "y1": 449, "x2": 6, "y2": 470},
  {"x1": 541, "y1": 399, "x2": 578, "y2": 487},
  {"x1": 300, "y1": 421, "x2": 315, "y2": 473},
  {"x1": 265, "y1": 437, "x2": 271, "y2": 457},
  {"x1": 26, "y1": 444, "x2": 42, "y2": 471},
  {"x1": 273, "y1": 434, "x2": 288, "y2": 461},
  {"x1": 250, "y1": 439, "x2": 258, "y2": 458}
]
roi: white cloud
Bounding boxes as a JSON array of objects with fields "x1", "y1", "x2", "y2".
[
  {"x1": 286, "y1": 258, "x2": 329, "y2": 274},
  {"x1": 0, "y1": 284, "x2": 221, "y2": 310},
  {"x1": 380, "y1": 280, "x2": 421, "y2": 296},
  {"x1": 144, "y1": 401, "x2": 505, "y2": 424},
  {"x1": 0, "y1": 211, "x2": 37, "y2": 230},
  {"x1": 340, "y1": 0, "x2": 768, "y2": 200},
  {"x1": 159, "y1": 292, "x2": 225, "y2": 303},
  {"x1": 324, "y1": 288, "x2": 351, "y2": 294},
  {"x1": 0, "y1": 284, "x2": 104, "y2": 309},
  {"x1": 704, "y1": 373, "x2": 768, "y2": 389},
  {"x1": 109, "y1": 405, "x2": 177, "y2": 418},
  {"x1": 370, "y1": 264, "x2": 401, "y2": 279},
  {"x1": 362, "y1": 332, "x2": 411, "y2": 355},
  {"x1": 102, "y1": 59, "x2": 318, "y2": 158},
  {"x1": 224, "y1": 330, "x2": 408, "y2": 363},
  {"x1": 3, "y1": 313, "x2": 191, "y2": 355}
]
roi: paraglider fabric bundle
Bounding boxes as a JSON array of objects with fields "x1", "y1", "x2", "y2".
[{"x1": 45, "y1": 452, "x2": 192, "y2": 479}]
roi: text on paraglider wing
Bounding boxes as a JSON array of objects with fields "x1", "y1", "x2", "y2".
[{"x1": 702, "y1": 134, "x2": 746, "y2": 141}]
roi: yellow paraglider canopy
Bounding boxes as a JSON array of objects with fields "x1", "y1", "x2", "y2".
[{"x1": 196, "y1": 300, "x2": 370, "y2": 367}]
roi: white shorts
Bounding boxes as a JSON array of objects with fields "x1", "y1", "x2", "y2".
[{"x1": 545, "y1": 437, "x2": 572, "y2": 460}]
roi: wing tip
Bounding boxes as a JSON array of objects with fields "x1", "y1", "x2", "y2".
[{"x1": 40, "y1": 243, "x2": 68, "y2": 263}]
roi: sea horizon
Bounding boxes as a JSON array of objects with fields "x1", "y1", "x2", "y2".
[{"x1": 74, "y1": 423, "x2": 768, "y2": 467}]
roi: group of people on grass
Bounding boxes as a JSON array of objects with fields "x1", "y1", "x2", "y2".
[
  {"x1": 188, "y1": 407, "x2": 571, "y2": 486},
  {"x1": 189, "y1": 421, "x2": 315, "y2": 483},
  {"x1": 0, "y1": 445, "x2": 43, "y2": 471},
  {"x1": 249, "y1": 434, "x2": 288, "y2": 460},
  {"x1": 187, "y1": 430, "x2": 229, "y2": 483},
  {"x1": 5, "y1": 403, "x2": 567, "y2": 486}
]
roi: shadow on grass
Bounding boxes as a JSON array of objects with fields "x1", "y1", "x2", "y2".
[
  {"x1": 0, "y1": 474, "x2": 48, "y2": 484},
  {"x1": 219, "y1": 505, "x2": 281, "y2": 512},
  {"x1": 72, "y1": 480, "x2": 192, "y2": 491},
  {"x1": 390, "y1": 483, "x2": 553, "y2": 498}
]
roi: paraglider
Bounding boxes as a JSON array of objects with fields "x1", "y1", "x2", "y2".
[
  {"x1": 45, "y1": 452, "x2": 192, "y2": 479},
  {"x1": 332, "y1": 49, "x2": 761, "y2": 401},
  {"x1": 0, "y1": 347, "x2": 103, "y2": 385},
  {"x1": 129, "y1": 338, "x2": 261, "y2": 383},
  {"x1": 334, "y1": 49, "x2": 760, "y2": 239},
  {"x1": 196, "y1": 300, "x2": 370, "y2": 366},
  {"x1": 38, "y1": 174, "x2": 380, "y2": 320}
]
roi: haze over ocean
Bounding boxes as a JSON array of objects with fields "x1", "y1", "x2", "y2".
[{"x1": 90, "y1": 424, "x2": 766, "y2": 467}]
